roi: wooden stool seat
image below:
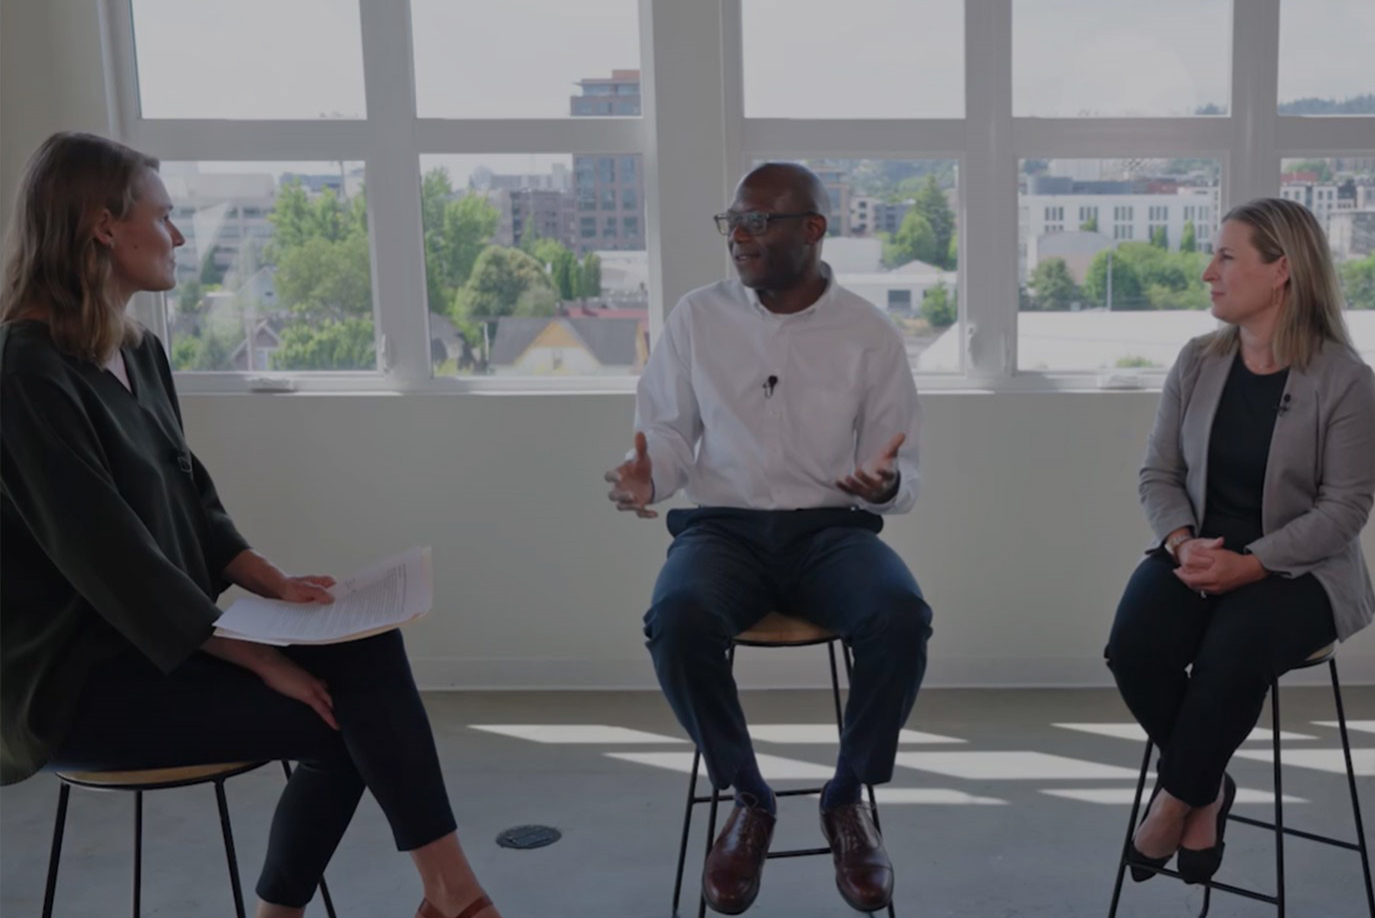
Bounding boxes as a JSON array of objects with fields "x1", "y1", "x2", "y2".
[
  {"x1": 735, "y1": 612, "x2": 835, "y2": 646},
  {"x1": 43, "y1": 760, "x2": 337, "y2": 918},
  {"x1": 57, "y1": 762, "x2": 262, "y2": 790},
  {"x1": 1302, "y1": 642, "x2": 1337, "y2": 666}
]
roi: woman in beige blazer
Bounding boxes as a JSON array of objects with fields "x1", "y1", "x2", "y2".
[{"x1": 1106, "y1": 197, "x2": 1375, "y2": 886}]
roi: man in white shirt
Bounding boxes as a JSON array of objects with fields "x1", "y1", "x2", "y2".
[{"x1": 605, "y1": 163, "x2": 930, "y2": 915}]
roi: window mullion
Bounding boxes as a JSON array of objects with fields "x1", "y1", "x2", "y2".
[
  {"x1": 963, "y1": 0, "x2": 1016, "y2": 379},
  {"x1": 357, "y1": 0, "x2": 429, "y2": 388},
  {"x1": 641, "y1": 0, "x2": 733, "y2": 341},
  {"x1": 1227, "y1": 0, "x2": 1282, "y2": 208}
]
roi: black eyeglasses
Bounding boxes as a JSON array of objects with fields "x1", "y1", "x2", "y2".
[{"x1": 713, "y1": 211, "x2": 820, "y2": 237}]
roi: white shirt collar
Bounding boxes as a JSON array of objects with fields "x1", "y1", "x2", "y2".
[{"x1": 745, "y1": 261, "x2": 836, "y2": 319}]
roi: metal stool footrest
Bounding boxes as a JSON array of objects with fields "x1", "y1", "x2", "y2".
[
  {"x1": 1106, "y1": 655, "x2": 1374, "y2": 918},
  {"x1": 669, "y1": 630, "x2": 896, "y2": 918}
]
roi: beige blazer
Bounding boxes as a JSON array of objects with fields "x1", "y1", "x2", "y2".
[{"x1": 1140, "y1": 335, "x2": 1375, "y2": 641}]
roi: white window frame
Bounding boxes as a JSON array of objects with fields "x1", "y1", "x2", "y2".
[{"x1": 99, "y1": 0, "x2": 1373, "y2": 395}]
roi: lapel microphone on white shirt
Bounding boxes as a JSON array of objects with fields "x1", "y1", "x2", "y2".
[
  {"x1": 764, "y1": 375, "x2": 779, "y2": 398},
  {"x1": 1276, "y1": 393, "x2": 1291, "y2": 416}
]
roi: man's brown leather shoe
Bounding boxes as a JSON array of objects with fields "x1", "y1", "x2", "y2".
[
  {"x1": 702, "y1": 798, "x2": 775, "y2": 914},
  {"x1": 820, "y1": 798, "x2": 894, "y2": 913}
]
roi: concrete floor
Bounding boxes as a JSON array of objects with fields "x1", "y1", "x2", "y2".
[{"x1": 2, "y1": 686, "x2": 1371, "y2": 918}]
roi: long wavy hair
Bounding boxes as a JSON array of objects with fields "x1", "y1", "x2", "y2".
[
  {"x1": 1205, "y1": 196, "x2": 1353, "y2": 370},
  {"x1": 0, "y1": 132, "x2": 159, "y2": 362}
]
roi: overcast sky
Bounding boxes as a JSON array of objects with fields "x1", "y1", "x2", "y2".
[{"x1": 131, "y1": 0, "x2": 1372, "y2": 185}]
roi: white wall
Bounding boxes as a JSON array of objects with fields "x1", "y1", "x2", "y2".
[
  {"x1": 179, "y1": 391, "x2": 1375, "y2": 688},
  {"x1": 5, "y1": 0, "x2": 1373, "y2": 689},
  {"x1": 0, "y1": 0, "x2": 112, "y2": 232}
]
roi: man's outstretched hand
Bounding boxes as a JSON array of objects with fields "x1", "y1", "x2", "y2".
[
  {"x1": 836, "y1": 433, "x2": 904, "y2": 504},
  {"x1": 605, "y1": 431, "x2": 658, "y2": 519}
]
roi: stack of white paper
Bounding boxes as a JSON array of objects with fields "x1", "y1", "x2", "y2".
[{"x1": 214, "y1": 547, "x2": 433, "y2": 645}]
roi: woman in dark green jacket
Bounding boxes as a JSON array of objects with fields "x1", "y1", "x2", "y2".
[{"x1": 0, "y1": 132, "x2": 499, "y2": 918}]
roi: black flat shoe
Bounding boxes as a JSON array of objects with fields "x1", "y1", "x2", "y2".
[
  {"x1": 1127, "y1": 779, "x2": 1173, "y2": 882},
  {"x1": 1177, "y1": 773, "x2": 1237, "y2": 885}
]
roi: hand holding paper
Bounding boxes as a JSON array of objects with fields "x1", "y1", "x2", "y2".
[{"x1": 214, "y1": 547, "x2": 433, "y2": 645}]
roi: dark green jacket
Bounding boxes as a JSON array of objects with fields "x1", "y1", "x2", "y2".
[{"x1": 1, "y1": 321, "x2": 249, "y2": 784}]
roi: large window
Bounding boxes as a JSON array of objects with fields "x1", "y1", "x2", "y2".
[
  {"x1": 101, "y1": 0, "x2": 1374, "y2": 391},
  {"x1": 1277, "y1": 0, "x2": 1375, "y2": 115},
  {"x1": 742, "y1": 0, "x2": 964, "y2": 119},
  {"x1": 1012, "y1": 0, "x2": 1231, "y2": 118},
  {"x1": 418, "y1": 154, "x2": 647, "y2": 377},
  {"x1": 410, "y1": 0, "x2": 640, "y2": 119},
  {"x1": 1017, "y1": 158, "x2": 1220, "y2": 372},
  {"x1": 164, "y1": 161, "x2": 376, "y2": 373},
  {"x1": 131, "y1": 0, "x2": 366, "y2": 119}
]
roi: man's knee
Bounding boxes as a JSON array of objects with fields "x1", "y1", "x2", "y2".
[
  {"x1": 855, "y1": 587, "x2": 932, "y2": 650},
  {"x1": 644, "y1": 589, "x2": 728, "y2": 656}
]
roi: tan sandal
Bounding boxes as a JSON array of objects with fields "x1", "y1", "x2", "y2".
[{"x1": 415, "y1": 895, "x2": 494, "y2": 918}]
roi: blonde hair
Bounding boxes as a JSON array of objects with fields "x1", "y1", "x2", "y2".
[
  {"x1": 1205, "y1": 196, "x2": 1353, "y2": 370},
  {"x1": 0, "y1": 132, "x2": 159, "y2": 362}
]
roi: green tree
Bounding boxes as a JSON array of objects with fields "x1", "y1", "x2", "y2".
[
  {"x1": 174, "y1": 325, "x2": 243, "y2": 371},
  {"x1": 884, "y1": 210, "x2": 938, "y2": 267},
  {"x1": 269, "y1": 182, "x2": 362, "y2": 252},
  {"x1": 1150, "y1": 226, "x2": 1169, "y2": 249},
  {"x1": 580, "y1": 252, "x2": 602, "y2": 299},
  {"x1": 273, "y1": 232, "x2": 373, "y2": 320},
  {"x1": 523, "y1": 235, "x2": 569, "y2": 267},
  {"x1": 1027, "y1": 258, "x2": 1078, "y2": 311},
  {"x1": 265, "y1": 178, "x2": 376, "y2": 369},
  {"x1": 452, "y1": 246, "x2": 556, "y2": 322},
  {"x1": 199, "y1": 247, "x2": 226, "y2": 285},
  {"x1": 920, "y1": 282, "x2": 956, "y2": 328},
  {"x1": 172, "y1": 335, "x2": 200, "y2": 370},
  {"x1": 1084, "y1": 249, "x2": 1144, "y2": 310},
  {"x1": 1080, "y1": 214, "x2": 1099, "y2": 233},
  {"x1": 552, "y1": 252, "x2": 576, "y2": 301},
  {"x1": 1085, "y1": 243, "x2": 1209, "y2": 310},
  {"x1": 271, "y1": 317, "x2": 376, "y2": 370},
  {"x1": 1180, "y1": 220, "x2": 1197, "y2": 253},
  {"x1": 176, "y1": 278, "x2": 205, "y2": 316},
  {"x1": 913, "y1": 175, "x2": 956, "y2": 269},
  {"x1": 568, "y1": 261, "x2": 585, "y2": 303},
  {"x1": 419, "y1": 169, "x2": 500, "y2": 314},
  {"x1": 946, "y1": 232, "x2": 958, "y2": 270},
  {"x1": 1341, "y1": 253, "x2": 1375, "y2": 309}
]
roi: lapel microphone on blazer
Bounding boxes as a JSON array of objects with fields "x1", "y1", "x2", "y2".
[{"x1": 1276, "y1": 393, "x2": 1291, "y2": 416}]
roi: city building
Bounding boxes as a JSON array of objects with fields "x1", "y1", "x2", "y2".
[
  {"x1": 1019, "y1": 181, "x2": 1219, "y2": 281},
  {"x1": 571, "y1": 70, "x2": 645, "y2": 253}
]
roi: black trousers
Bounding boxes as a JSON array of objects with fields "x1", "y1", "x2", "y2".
[
  {"x1": 51, "y1": 630, "x2": 456, "y2": 908},
  {"x1": 643, "y1": 507, "x2": 933, "y2": 790},
  {"x1": 1106, "y1": 553, "x2": 1337, "y2": 806}
]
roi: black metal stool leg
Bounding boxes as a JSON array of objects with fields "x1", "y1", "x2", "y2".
[
  {"x1": 280, "y1": 761, "x2": 339, "y2": 918},
  {"x1": 214, "y1": 778, "x2": 248, "y2": 918},
  {"x1": 1107, "y1": 740, "x2": 1154, "y2": 918},
  {"x1": 1329, "y1": 659, "x2": 1375, "y2": 917},
  {"x1": 691, "y1": 648, "x2": 733, "y2": 918},
  {"x1": 672, "y1": 748, "x2": 703, "y2": 917},
  {"x1": 132, "y1": 790, "x2": 143, "y2": 918},
  {"x1": 838, "y1": 642, "x2": 897, "y2": 918},
  {"x1": 828, "y1": 641, "x2": 845, "y2": 735},
  {"x1": 1272, "y1": 681, "x2": 1286, "y2": 918},
  {"x1": 699, "y1": 785, "x2": 722, "y2": 918},
  {"x1": 41, "y1": 782, "x2": 71, "y2": 918}
]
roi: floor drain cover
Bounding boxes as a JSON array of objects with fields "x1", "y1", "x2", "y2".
[{"x1": 496, "y1": 825, "x2": 561, "y2": 850}]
